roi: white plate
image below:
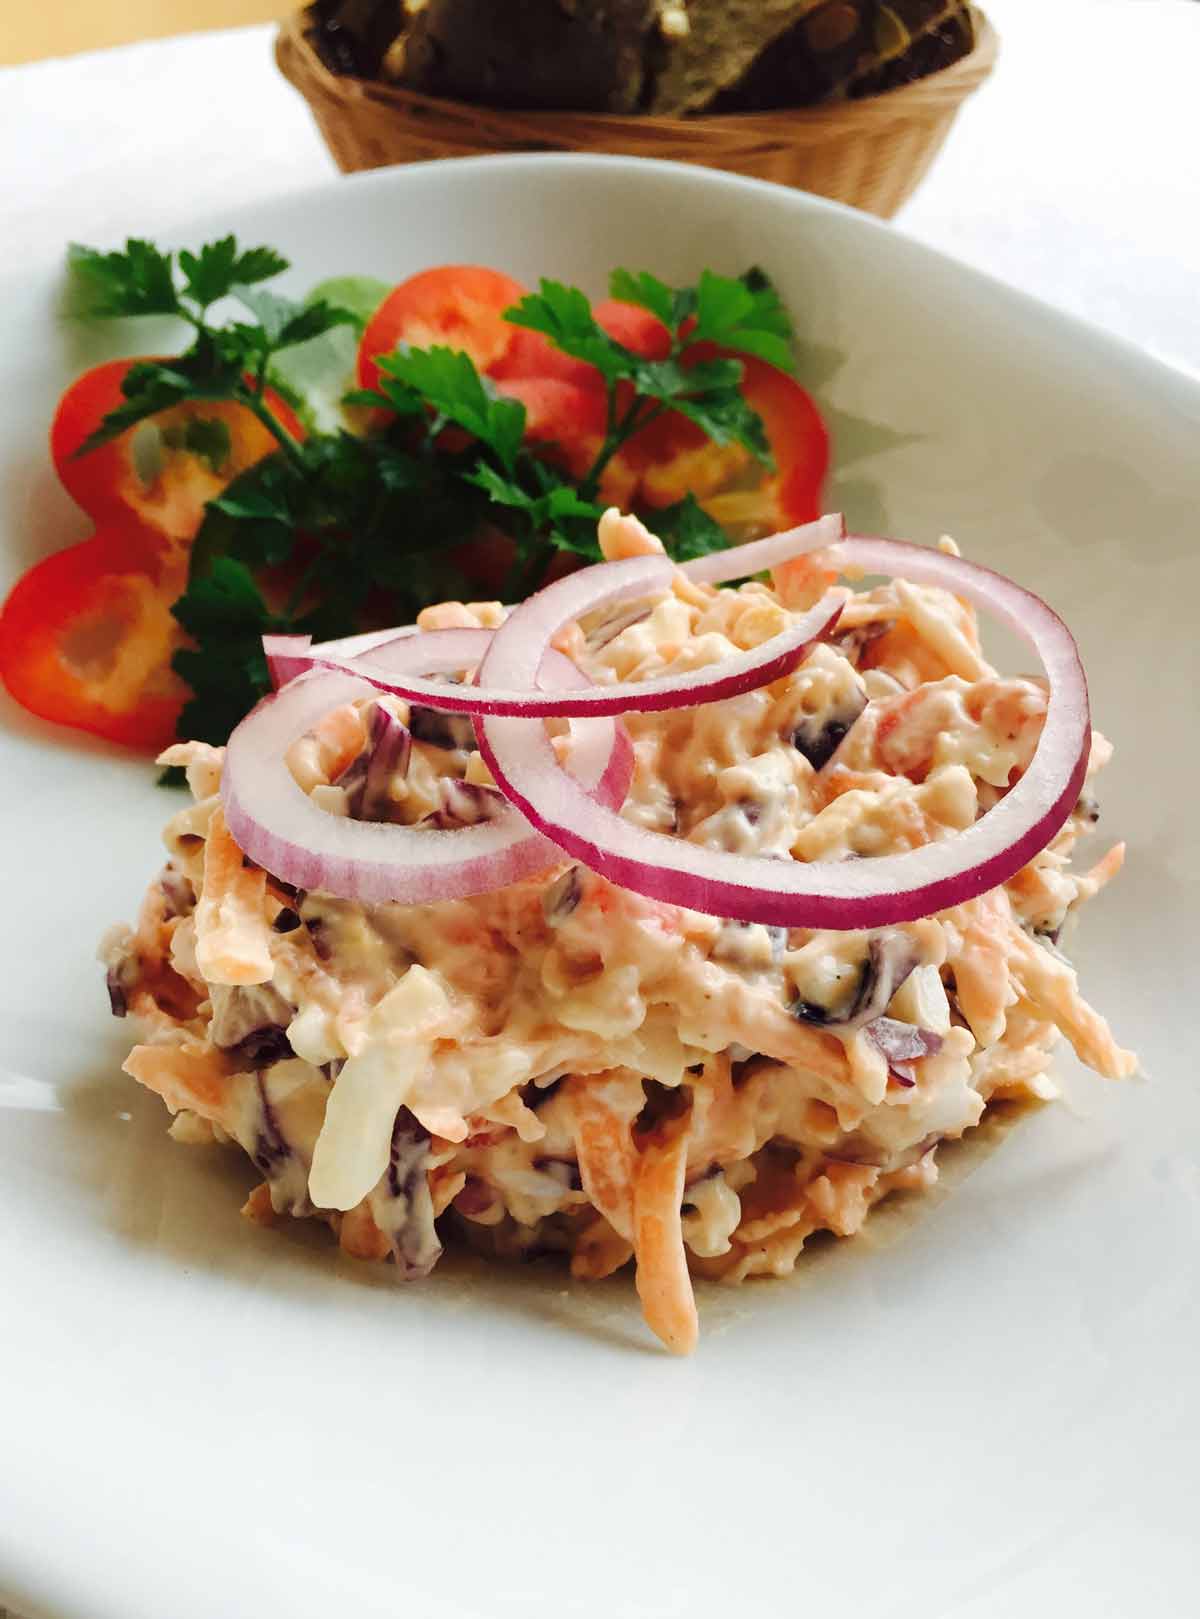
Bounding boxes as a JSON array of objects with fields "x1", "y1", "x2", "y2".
[{"x1": 2, "y1": 156, "x2": 1198, "y2": 1619}]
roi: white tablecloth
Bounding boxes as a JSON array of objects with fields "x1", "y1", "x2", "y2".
[
  {"x1": 0, "y1": 2, "x2": 1197, "y2": 1612},
  {"x1": 3, "y1": 0, "x2": 1199, "y2": 377}
]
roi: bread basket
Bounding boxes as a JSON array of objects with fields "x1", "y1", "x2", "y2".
[{"x1": 276, "y1": 5, "x2": 996, "y2": 219}]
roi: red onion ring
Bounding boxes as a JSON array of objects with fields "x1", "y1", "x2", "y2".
[
  {"x1": 264, "y1": 556, "x2": 844, "y2": 718},
  {"x1": 476, "y1": 534, "x2": 1091, "y2": 928},
  {"x1": 681, "y1": 512, "x2": 844, "y2": 585},
  {"x1": 264, "y1": 625, "x2": 421, "y2": 690},
  {"x1": 222, "y1": 632, "x2": 632, "y2": 904}
]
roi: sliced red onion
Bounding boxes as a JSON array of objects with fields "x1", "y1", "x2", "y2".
[
  {"x1": 263, "y1": 633, "x2": 311, "y2": 689},
  {"x1": 681, "y1": 513, "x2": 844, "y2": 586},
  {"x1": 265, "y1": 557, "x2": 844, "y2": 719},
  {"x1": 421, "y1": 779, "x2": 507, "y2": 829},
  {"x1": 476, "y1": 534, "x2": 1091, "y2": 928},
  {"x1": 222, "y1": 634, "x2": 632, "y2": 905},
  {"x1": 336, "y1": 703, "x2": 413, "y2": 822},
  {"x1": 864, "y1": 1016, "x2": 943, "y2": 1064},
  {"x1": 264, "y1": 625, "x2": 420, "y2": 691},
  {"x1": 866, "y1": 1016, "x2": 942, "y2": 1087}
]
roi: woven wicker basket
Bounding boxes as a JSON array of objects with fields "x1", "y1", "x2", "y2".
[{"x1": 276, "y1": 6, "x2": 996, "y2": 219}]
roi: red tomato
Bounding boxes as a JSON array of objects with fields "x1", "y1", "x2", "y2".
[
  {"x1": 493, "y1": 377, "x2": 607, "y2": 480},
  {"x1": 51, "y1": 359, "x2": 305, "y2": 551},
  {"x1": 2, "y1": 356, "x2": 302, "y2": 749},
  {"x1": 489, "y1": 298, "x2": 669, "y2": 386},
  {"x1": 605, "y1": 344, "x2": 828, "y2": 530},
  {"x1": 489, "y1": 326, "x2": 596, "y2": 388},
  {"x1": 592, "y1": 299, "x2": 671, "y2": 361},
  {"x1": 739, "y1": 354, "x2": 829, "y2": 526},
  {"x1": 0, "y1": 523, "x2": 187, "y2": 749},
  {"x1": 357, "y1": 266, "x2": 528, "y2": 394}
]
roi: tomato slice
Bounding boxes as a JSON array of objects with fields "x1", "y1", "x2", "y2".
[
  {"x1": 489, "y1": 327, "x2": 596, "y2": 388},
  {"x1": 493, "y1": 377, "x2": 607, "y2": 480},
  {"x1": 601, "y1": 340, "x2": 829, "y2": 532},
  {"x1": 489, "y1": 297, "x2": 670, "y2": 388},
  {"x1": 0, "y1": 523, "x2": 187, "y2": 749},
  {"x1": 357, "y1": 266, "x2": 528, "y2": 394},
  {"x1": 51, "y1": 359, "x2": 305, "y2": 552},
  {"x1": 592, "y1": 299, "x2": 671, "y2": 361},
  {"x1": 739, "y1": 354, "x2": 829, "y2": 526}
]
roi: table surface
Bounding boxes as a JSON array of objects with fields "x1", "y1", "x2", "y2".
[
  {"x1": 1, "y1": 1, "x2": 1198, "y2": 1616},
  {"x1": 0, "y1": 0, "x2": 283, "y2": 66}
]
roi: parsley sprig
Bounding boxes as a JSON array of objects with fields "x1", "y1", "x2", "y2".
[
  {"x1": 504, "y1": 267, "x2": 792, "y2": 499},
  {"x1": 67, "y1": 236, "x2": 357, "y2": 470},
  {"x1": 67, "y1": 242, "x2": 797, "y2": 746}
]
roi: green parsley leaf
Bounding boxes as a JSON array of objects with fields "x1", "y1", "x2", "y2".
[
  {"x1": 464, "y1": 461, "x2": 536, "y2": 512},
  {"x1": 505, "y1": 280, "x2": 630, "y2": 380},
  {"x1": 229, "y1": 245, "x2": 291, "y2": 287},
  {"x1": 467, "y1": 462, "x2": 600, "y2": 528},
  {"x1": 171, "y1": 553, "x2": 282, "y2": 743},
  {"x1": 208, "y1": 479, "x2": 292, "y2": 525},
  {"x1": 627, "y1": 355, "x2": 772, "y2": 464},
  {"x1": 71, "y1": 362, "x2": 199, "y2": 453},
  {"x1": 198, "y1": 461, "x2": 296, "y2": 573},
  {"x1": 173, "y1": 555, "x2": 271, "y2": 636},
  {"x1": 649, "y1": 493, "x2": 731, "y2": 562},
  {"x1": 669, "y1": 385, "x2": 772, "y2": 464},
  {"x1": 66, "y1": 239, "x2": 180, "y2": 319},
  {"x1": 73, "y1": 341, "x2": 255, "y2": 458},
  {"x1": 341, "y1": 386, "x2": 398, "y2": 411},
  {"x1": 274, "y1": 300, "x2": 359, "y2": 351},
  {"x1": 632, "y1": 354, "x2": 744, "y2": 402},
  {"x1": 178, "y1": 238, "x2": 289, "y2": 308},
  {"x1": 178, "y1": 237, "x2": 239, "y2": 308},
  {"x1": 377, "y1": 346, "x2": 526, "y2": 470},
  {"x1": 689, "y1": 268, "x2": 796, "y2": 373},
  {"x1": 234, "y1": 286, "x2": 357, "y2": 351},
  {"x1": 607, "y1": 268, "x2": 673, "y2": 329}
]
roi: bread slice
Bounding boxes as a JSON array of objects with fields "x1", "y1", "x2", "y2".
[
  {"x1": 400, "y1": 0, "x2": 661, "y2": 112},
  {"x1": 648, "y1": 0, "x2": 827, "y2": 115}
]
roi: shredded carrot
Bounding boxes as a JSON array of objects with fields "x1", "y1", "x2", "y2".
[
  {"x1": 338, "y1": 1201, "x2": 391, "y2": 1261},
  {"x1": 430, "y1": 1165, "x2": 467, "y2": 1217},
  {"x1": 566, "y1": 1072, "x2": 642, "y2": 1242},
  {"x1": 951, "y1": 891, "x2": 1014, "y2": 1048},
  {"x1": 633, "y1": 1122, "x2": 699, "y2": 1356},
  {"x1": 194, "y1": 806, "x2": 274, "y2": 986},
  {"x1": 803, "y1": 1161, "x2": 879, "y2": 1237},
  {"x1": 771, "y1": 551, "x2": 837, "y2": 610},
  {"x1": 241, "y1": 1182, "x2": 279, "y2": 1226},
  {"x1": 311, "y1": 702, "x2": 369, "y2": 783},
  {"x1": 123, "y1": 1041, "x2": 233, "y2": 1119},
  {"x1": 1005, "y1": 921, "x2": 1137, "y2": 1079},
  {"x1": 1076, "y1": 841, "x2": 1125, "y2": 900}
]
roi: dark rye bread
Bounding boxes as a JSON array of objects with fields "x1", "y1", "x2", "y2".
[
  {"x1": 648, "y1": 1, "x2": 827, "y2": 115},
  {"x1": 710, "y1": 0, "x2": 975, "y2": 111},
  {"x1": 307, "y1": 0, "x2": 976, "y2": 115},
  {"x1": 401, "y1": 0, "x2": 661, "y2": 112}
]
